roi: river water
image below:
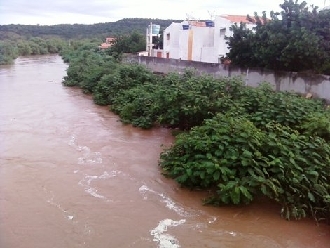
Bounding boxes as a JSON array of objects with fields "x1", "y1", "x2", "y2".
[{"x1": 0, "y1": 55, "x2": 329, "y2": 248}]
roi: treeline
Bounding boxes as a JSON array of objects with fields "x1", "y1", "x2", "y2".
[
  {"x1": 0, "y1": 37, "x2": 67, "y2": 65},
  {"x1": 227, "y1": 0, "x2": 330, "y2": 74},
  {"x1": 0, "y1": 17, "x2": 175, "y2": 65},
  {"x1": 0, "y1": 31, "x2": 147, "y2": 65},
  {"x1": 0, "y1": 18, "x2": 180, "y2": 40},
  {"x1": 61, "y1": 41, "x2": 330, "y2": 224}
]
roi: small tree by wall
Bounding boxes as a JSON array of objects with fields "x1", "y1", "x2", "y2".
[{"x1": 226, "y1": 0, "x2": 330, "y2": 75}]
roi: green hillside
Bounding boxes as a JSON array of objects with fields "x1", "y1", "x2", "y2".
[{"x1": 0, "y1": 18, "x2": 182, "y2": 40}]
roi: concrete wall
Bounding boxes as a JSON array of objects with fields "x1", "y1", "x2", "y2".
[{"x1": 125, "y1": 55, "x2": 330, "y2": 102}]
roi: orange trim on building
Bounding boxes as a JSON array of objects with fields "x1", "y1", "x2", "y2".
[
  {"x1": 220, "y1": 15, "x2": 253, "y2": 24},
  {"x1": 188, "y1": 21, "x2": 206, "y2": 27},
  {"x1": 188, "y1": 29, "x2": 193, "y2": 61}
]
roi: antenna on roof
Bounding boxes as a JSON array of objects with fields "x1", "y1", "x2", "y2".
[
  {"x1": 186, "y1": 12, "x2": 199, "y2": 21},
  {"x1": 207, "y1": 10, "x2": 216, "y2": 20},
  {"x1": 186, "y1": 13, "x2": 194, "y2": 21}
]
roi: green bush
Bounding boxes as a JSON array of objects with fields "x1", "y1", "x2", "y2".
[
  {"x1": 93, "y1": 64, "x2": 156, "y2": 105},
  {"x1": 239, "y1": 83, "x2": 325, "y2": 128},
  {"x1": 300, "y1": 112, "x2": 330, "y2": 142},
  {"x1": 159, "y1": 114, "x2": 330, "y2": 222},
  {"x1": 111, "y1": 84, "x2": 159, "y2": 129},
  {"x1": 62, "y1": 42, "x2": 117, "y2": 91},
  {"x1": 155, "y1": 72, "x2": 246, "y2": 130}
]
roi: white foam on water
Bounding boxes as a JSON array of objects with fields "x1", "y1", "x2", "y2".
[
  {"x1": 69, "y1": 135, "x2": 102, "y2": 165},
  {"x1": 208, "y1": 216, "x2": 217, "y2": 224},
  {"x1": 139, "y1": 185, "x2": 150, "y2": 193},
  {"x1": 139, "y1": 185, "x2": 190, "y2": 217},
  {"x1": 160, "y1": 194, "x2": 189, "y2": 217},
  {"x1": 68, "y1": 135, "x2": 76, "y2": 146},
  {"x1": 225, "y1": 231, "x2": 237, "y2": 237},
  {"x1": 139, "y1": 184, "x2": 218, "y2": 235},
  {"x1": 78, "y1": 171, "x2": 120, "y2": 202},
  {"x1": 85, "y1": 187, "x2": 107, "y2": 199},
  {"x1": 44, "y1": 187, "x2": 95, "y2": 241},
  {"x1": 45, "y1": 188, "x2": 75, "y2": 222},
  {"x1": 77, "y1": 150, "x2": 102, "y2": 165},
  {"x1": 150, "y1": 219, "x2": 186, "y2": 248},
  {"x1": 86, "y1": 110, "x2": 105, "y2": 122}
]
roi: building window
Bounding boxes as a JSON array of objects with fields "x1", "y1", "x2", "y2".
[
  {"x1": 220, "y1": 28, "x2": 226, "y2": 36},
  {"x1": 166, "y1": 33, "x2": 171, "y2": 46}
]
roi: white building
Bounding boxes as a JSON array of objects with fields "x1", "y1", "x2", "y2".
[
  {"x1": 163, "y1": 15, "x2": 255, "y2": 63},
  {"x1": 146, "y1": 23, "x2": 163, "y2": 57}
]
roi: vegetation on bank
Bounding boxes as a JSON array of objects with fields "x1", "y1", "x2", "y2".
[
  {"x1": 0, "y1": 37, "x2": 67, "y2": 65},
  {"x1": 61, "y1": 42, "x2": 330, "y2": 224},
  {"x1": 0, "y1": 32, "x2": 145, "y2": 65}
]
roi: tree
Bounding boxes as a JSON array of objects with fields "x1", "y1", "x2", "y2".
[
  {"x1": 109, "y1": 32, "x2": 146, "y2": 56},
  {"x1": 0, "y1": 41, "x2": 18, "y2": 64},
  {"x1": 226, "y1": 0, "x2": 330, "y2": 74},
  {"x1": 225, "y1": 23, "x2": 257, "y2": 67}
]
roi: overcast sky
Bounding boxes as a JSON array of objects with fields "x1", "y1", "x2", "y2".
[{"x1": 0, "y1": 0, "x2": 327, "y2": 25}]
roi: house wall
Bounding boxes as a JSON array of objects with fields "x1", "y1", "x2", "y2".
[
  {"x1": 125, "y1": 55, "x2": 330, "y2": 102},
  {"x1": 213, "y1": 16, "x2": 230, "y2": 59},
  {"x1": 163, "y1": 23, "x2": 182, "y2": 59},
  {"x1": 191, "y1": 27, "x2": 217, "y2": 63},
  {"x1": 179, "y1": 30, "x2": 189, "y2": 60},
  {"x1": 162, "y1": 17, "x2": 255, "y2": 63}
]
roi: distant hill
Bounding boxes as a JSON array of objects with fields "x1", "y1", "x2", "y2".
[{"x1": 0, "y1": 18, "x2": 183, "y2": 40}]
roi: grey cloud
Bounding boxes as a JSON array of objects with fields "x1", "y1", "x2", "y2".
[
  {"x1": 0, "y1": 0, "x2": 324, "y2": 25},
  {"x1": 0, "y1": 0, "x2": 125, "y2": 18}
]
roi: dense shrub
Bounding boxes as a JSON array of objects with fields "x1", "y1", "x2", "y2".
[
  {"x1": 111, "y1": 83, "x2": 160, "y2": 129},
  {"x1": 239, "y1": 83, "x2": 326, "y2": 128},
  {"x1": 93, "y1": 64, "x2": 156, "y2": 106},
  {"x1": 300, "y1": 112, "x2": 330, "y2": 142},
  {"x1": 159, "y1": 114, "x2": 330, "y2": 222},
  {"x1": 62, "y1": 50, "x2": 117, "y2": 93},
  {"x1": 154, "y1": 72, "x2": 246, "y2": 130}
]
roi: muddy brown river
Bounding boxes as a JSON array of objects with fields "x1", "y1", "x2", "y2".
[{"x1": 0, "y1": 55, "x2": 329, "y2": 248}]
